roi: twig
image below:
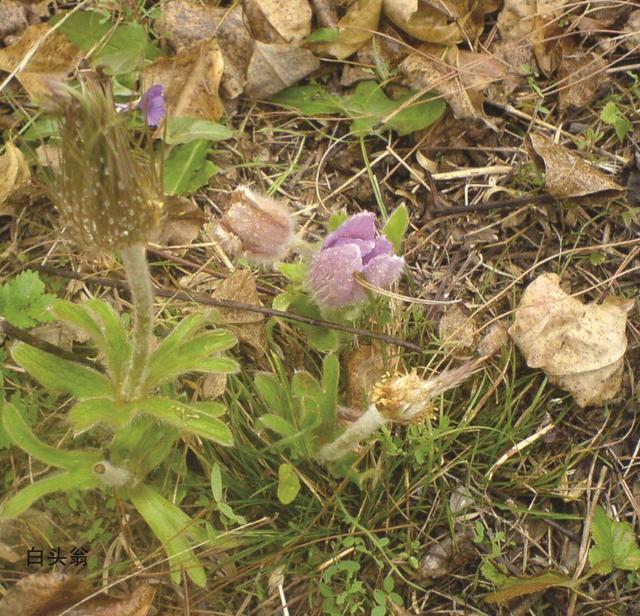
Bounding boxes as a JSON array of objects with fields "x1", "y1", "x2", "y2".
[
  {"x1": 35, "y1": 266, "x2": 424, "y2": 354},
  {"x1": 0, "y1": 317, "x2": 102, "y2": 371},
  {"x1": 429, "y1": 193, "x2": 557, "y2": 219}
]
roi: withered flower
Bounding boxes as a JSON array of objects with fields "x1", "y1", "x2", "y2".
[
  {"x1": 42, "y1": 75, "x2": 163, "y2": 255},
  {"x1": 215, "y1": 186, "x2": 295, "y2": 264}
]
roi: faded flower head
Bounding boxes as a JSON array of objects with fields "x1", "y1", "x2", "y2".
[
  {"x1": 307, "y1": 212, "x2": 404, "y2": 309},
  {"x1": 215, "y1": 186, "x2": 295, "y2": 264},
  {"x1": 42, "y1": 75, "x2": 163, "y2": 254}
]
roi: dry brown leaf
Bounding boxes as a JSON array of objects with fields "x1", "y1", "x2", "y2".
[
  {"x1": 244, "y1": 0, "x2": 312, "y2": 45},
  {"x1": 622, "y1": 10, "x2": 640, "y2": 52},
  {"x1": 558, "y1": 51, "x2": 608, "y2": 111},
  {"x1": 316, "y1": 0, "x2": 382, "y2": 60},
  {"x1": 0, "y1": 510, "x2": 52, "y2": 563},
  {"x1": 438, "y1": 305, "x2": 478, "y2": 358},
  {"x1": 150, "y1": 196, "x2": 205, "y2": 249},
  {"x1": 384, "y1": 0, "x2": 460, "y2": 44},
  {"x1": 0, "y1": 142, "x2": 30, "y2": 216},
  {"x1": 212, "y1": 269, "x2": 267, "y2": 353},
  {"x1": 143, "y1": 39, "x2": 225, "y2": 121},
  {"x1": 0, "y1": 0, "x2": 27, "y2": 38},
  {"x1": 527, "y1": 134, "x2": 624, "y2": 200},
  {"x1": 0, "y1": 23, "x2": 83, "y2": 100},
  {"x1": 244, "y1": 41, "x2": 319, "y2": 99},
  {"x1": 0, "y1": 573, "x2": 92, "y2": 616},
  {"x1": 202, "y1": 372, "x2": 227, "y2": 398},
  {"x1": 155, "y1": 2, "x2": 253, "y2": 99},
  {"x1": 509, "y1": 273, "x2": 634, "y2": 407},
  {"x1": 0, "y1": 573, "x2": 155, "y2": 616},
  {"x1": 344, "y1": 343, "x2": 388, "y2": 408},
  {"x1": 400, "y1": 47, "x2": 505, "y2": 120}
]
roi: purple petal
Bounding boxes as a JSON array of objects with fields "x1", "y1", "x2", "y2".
[
  {"x1": 323, "y1": 212, "x2": 376, "y2": 250},
  {"x1": 139, "y1": 84, "x2": 165, "y2": 127},
  {"x1": 362, "y1": 235, "x2": 393, "y2": 264},
  {"x1": 362, "y1": 254, "x2": 404, "y2": 289},
  {"x1": 308, "y1": 244, "x2": 366, "y2": 309}
]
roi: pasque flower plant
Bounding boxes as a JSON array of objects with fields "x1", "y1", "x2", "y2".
[{"x1": 1, "y1": 75, "x2": 237, "y2": 587}]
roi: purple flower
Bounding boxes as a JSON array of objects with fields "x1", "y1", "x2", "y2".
[
  {"x1": 138, "y1": 84, "x2": 165, "y2": 127},
  {"x1": 308, "y1": 212, "x2": 404, "y2": 309}
]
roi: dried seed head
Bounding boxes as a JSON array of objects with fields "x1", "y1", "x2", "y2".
[
  {"x1": 41, "y1": 75, "x2": 163, "y2": 255},
  {"x1": 216, "y1": 186, "x2": 295, "y2": 264},
  {"x1": 371, "y1": 361, "x2": 483, "y2": 424},
  {"x1": 370, "y1": 371, "x2": 436, "y2": 424}
]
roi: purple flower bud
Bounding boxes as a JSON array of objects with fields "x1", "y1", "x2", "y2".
[
  {"x1": 308, "y1": 212, "x2": 404, "y2": 309},
  {"x1": 138, "y1": 84, "x2": 165, "y2": 127}
]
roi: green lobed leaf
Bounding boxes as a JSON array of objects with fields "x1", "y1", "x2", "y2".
[
  {"x1": 0, "y1": 271, "x2": 55, "y2": 329},
  {"x1": 11, "y1": 343, "x2": 112, "y2": 399},
  {"x1": 2, "y1": 402, "x2": 100, "y2": 469},
  {"x1": 0, "y1": 469, "x2": 100, "y2": 519},
  {"x1": 588, "y1": 505, "x2": 640, "y2": 574},
  {"x1": 165, "y1": 117, "x2": 233, "y2": 145},
  {"x1": 277, "y1": 463, "x2": 301, "y2": 505},
  {"x1": 127, "y1": 484, "x2": 206, "y2": 587}
]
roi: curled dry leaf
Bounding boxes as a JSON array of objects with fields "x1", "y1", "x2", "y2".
[
  {"x1": 558, "y1": 51, "x2": 608, "y2": 111},
  {"x1": 344, "y1": 343, "x2": 389, "y2": 408},
  {"x1": 0, "y1": 142, "x2": 31, "y2": 216},
  {"x1": 0, "y1": 572, "x2": 156, "y2": 616},
  {"x1": 622, "y1": 10, "x2": 640, "y2": 52},
  {"x1": 245, "y1": 40, "x2": 320, "y2": 100},
  {"x1": 156, "y1": 1, "x2": 253, "y2": 99},
  {"x1": 143, "y1": 39, "x2": 225, "y2": 122},
  {"x1": 419, "y1": 528, "x2": 475, "y2": 579},
  {"x1": 527, "y1": 134, "x2": 624, "y2": 201},
  {"x1": 212, "y1": 269, "x2": 267, "y2": 353},
  {"x1": 399, "y1": 47, "x2": 506, "y2": 120},
  {"x1": 383, "y1": 0, "x2": 462, "y2": 44},
  {"x1": 0, "y1": 23, "x2": 83, "y2": 100},
  {"x1": 244, "y1": 0, "x2": 312, "y2": 45},
  {"x1": 316, "y1": 0, "x2": 382, "y2": 60},
  {"x1": 150, "y1": 196, "x2": 205, "y2": 250},
  {"x1": 509, "y1": 273, "x2": 634, "y2": 407}
]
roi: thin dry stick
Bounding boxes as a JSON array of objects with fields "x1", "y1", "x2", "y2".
[
  {"x1": 34, "y1": 265, "x2": 424, "y2": 353},
  {"x1": 429, "y1": 193, "x2": 557, "y2": 218},
  {"x1": 0, "y1": 317, "x2": 102, "y2": 370}
]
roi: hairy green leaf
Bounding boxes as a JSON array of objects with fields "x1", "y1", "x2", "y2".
[
  {"x1": 277, "y1": 463, "x2": 300, "y2": 504},
  {"x1": 11, "y1": 343, "x2": 112, "y2": 399}
]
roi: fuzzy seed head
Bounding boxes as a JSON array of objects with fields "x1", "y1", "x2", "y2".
[
  {"x1": 42, "y1": 75, "x2": 163, "y2": 255},
  {"x1": 216, "y1": 186, "x2": 295, "y2": 264},
  {"x1": 370, "y1": 371, "x2": 436, "y2": 424}
]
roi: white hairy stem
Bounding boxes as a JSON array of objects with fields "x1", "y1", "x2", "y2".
[{"x1": 316, "y1": 405, "x2": 388, "y2": 462}]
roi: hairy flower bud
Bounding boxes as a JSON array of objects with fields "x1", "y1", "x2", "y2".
[
  {"x1": 42, "y1": 75, "x2": 163, "y2": 254},
  {"x1": 215, "y1": 186, "x2": 295, "y2": 264}
]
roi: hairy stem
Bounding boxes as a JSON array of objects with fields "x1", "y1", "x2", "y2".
[
  {"x1": 120, "y1": 243, "x2": 154, "y2": 400},
  {"x1": 316, "y1": 405, "x2": 387, "y2": 463}
]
